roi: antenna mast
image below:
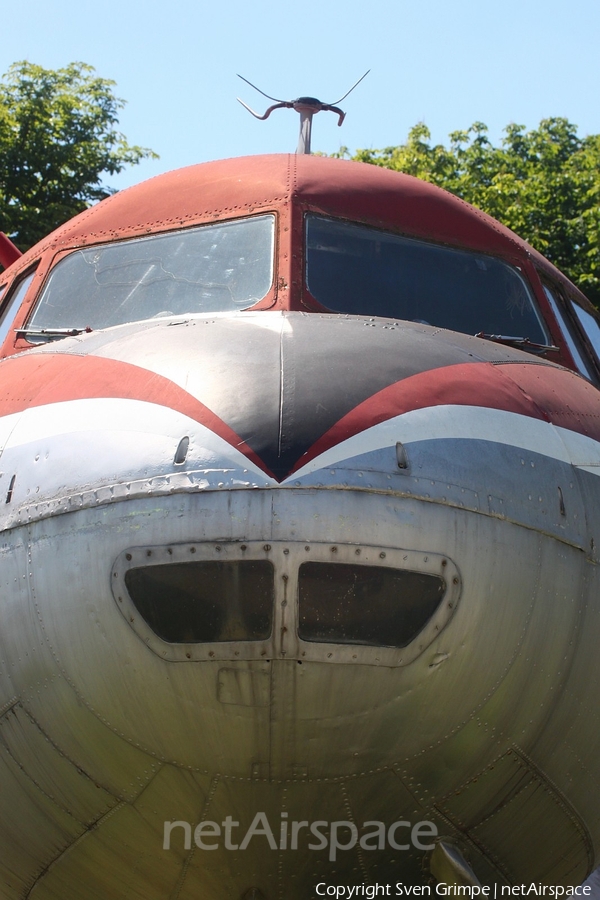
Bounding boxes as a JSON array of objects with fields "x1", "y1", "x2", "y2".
[{"x1": 237, "y1": 71, "x2": 369, "y2": 154}]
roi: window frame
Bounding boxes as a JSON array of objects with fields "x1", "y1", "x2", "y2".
[
  {"x1": 569, "y1": 299, "x2": 600, "y2": 372},
  {"x1": 23, "y1": 213, "x2": 278, "y2": 343},
  {"x1": 112, "y1": 541, "x2": 460, "y2": 666},
  {"x1": 541, "y1": 281, "x2": 595, "y2": 380},
  {"x1": 0, "y1": 268, "x2": 38, "y2": 352}
]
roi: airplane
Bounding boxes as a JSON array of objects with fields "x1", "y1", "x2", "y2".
[{"x1": 1, "y1": 139, "x2": 600, "y2": 898}]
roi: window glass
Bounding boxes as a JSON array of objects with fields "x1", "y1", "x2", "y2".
[
  {"x1": 571, "y1": 303, "x2": 600, "y2": 363},
  {"x1": 0, "y1": 270, "x2": 36, "y2": 347},
  {"x1": 543, "y1": 285, "x2": 592, "y2": 378},
  {"x1": 306, "y1": 216, "x2": 547, "y2": 343},
  {"x1": 298, "y1": 561, "x2": 445, "y2": 648},
  {"x1": 27, "y1": 215, "x2": 275, "y2": 337},
  {"x1": 124, "y1": 560, "x2": 274, "y2": 643}
]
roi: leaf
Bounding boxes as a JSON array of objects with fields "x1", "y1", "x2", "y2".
[
  {"x1": 0, "y1": 61, "x2": 158, "y2": 255},
  {"x1": 344, "y1": 118, "x2": 600, "y2": 307}
]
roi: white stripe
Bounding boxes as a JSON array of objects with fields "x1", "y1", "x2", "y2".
[
  {"x1": 2, "y1": 401, "x2": 598, "y2": 493},
  {"x1": 0, "y1": 411, "x2": 21, "y2": 452},
  {"x1": 0, "y1": 398, "x2": 274, "y2": 484},
  {"x1": 287, "y1": 405, "x2": 600, "y2": 480}
]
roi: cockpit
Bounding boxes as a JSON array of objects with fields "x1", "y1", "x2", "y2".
[
  {"x1": 0, "y1": 153, "x2": 598, "y2": 378},
  {"x1": 20, "y1": 212, "x2": 550, "y2": 347}
]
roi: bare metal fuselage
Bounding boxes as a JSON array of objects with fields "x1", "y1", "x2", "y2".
[{"x1": 1, "y1": 312, "x2": 599, "y2": 896}]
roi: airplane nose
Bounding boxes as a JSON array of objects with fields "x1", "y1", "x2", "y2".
[
  {"x1": 24, "y1": 486, "x2": 543, "y2": 775},
  {"x1": 3, "y1": 306, "x2": 596, "y2": 894},
  {"x1": 1, "y1": 310, "x2": 593, "y2": 778}
]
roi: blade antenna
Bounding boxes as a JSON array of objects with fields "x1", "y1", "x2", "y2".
[
  {"x1": 329, "y1": 70, "x2": 370, "y2": 106},
  {"x1": 236, "y1": 74, "x2": 285, "y2": 104}
]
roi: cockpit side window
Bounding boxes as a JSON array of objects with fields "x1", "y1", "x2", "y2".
[
  {"x1": 570, "y1": 301, "x2": 600, "y2": 366},
  {"x1": 542, "y1": 283, "x2": 594, "y2": 379},
  {"x1": 24, "y1": 215, "x2": 275, "y2": 341},
  {"x1": 0, "y1": 269, "x2": 37, "y2": 349},
  {"x1": 305, "y1": 215, "x2": 548, "y2": 344}
]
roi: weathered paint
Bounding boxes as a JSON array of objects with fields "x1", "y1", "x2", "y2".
[{"x1": 0, "y1": 155, "x2": 599, "y2": 896}]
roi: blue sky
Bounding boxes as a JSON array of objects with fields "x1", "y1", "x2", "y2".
[{"x1": 2, "y1": 0, "x2": 599, "y2": 191}]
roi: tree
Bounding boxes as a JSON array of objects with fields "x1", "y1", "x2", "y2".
[
  {"x1": 0, "y1": 61, "x2": 157, "y2": 253},
  {"x1": 341, "y1": 119, "x2": 600, "y2": 307}
]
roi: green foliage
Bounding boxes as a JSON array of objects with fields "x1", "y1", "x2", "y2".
[
  {"x1": 0, "y1": 61, "x2": 157, "y2": 252},
  {"x1": 344, "y1": 119, "x2": 600, "y2": 306}
]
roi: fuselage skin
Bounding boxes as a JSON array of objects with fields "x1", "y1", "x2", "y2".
[{"x1": 0, "y1": 156, "x2": 599, "y2": 897}]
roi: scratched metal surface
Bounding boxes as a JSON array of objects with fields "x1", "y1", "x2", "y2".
[
  {"x1": 0, "y1": 310, "x2": 599, "y2": 893},
  {"x1": 0, "y1": 479, "x2": 597, "y2": 894}
]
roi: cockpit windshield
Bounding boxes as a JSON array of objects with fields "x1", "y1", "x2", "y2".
[
  {"x1": 26, "y1": 214, "x2": 275, "y2": 337},
  {"x1": 306, "y1": 216, "x2": 548, "y2": 344}
]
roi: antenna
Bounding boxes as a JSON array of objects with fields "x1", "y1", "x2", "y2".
[{"x1": 237, "y1": 71, "x2": 369, "y2": 155}]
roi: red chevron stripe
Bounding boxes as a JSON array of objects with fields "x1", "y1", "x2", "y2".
[
  {"x1": 290, "y1": 362, "x2": 600, "y2": 474},
  {"x1": 0, "y1": 353, "x2": 277, "y2": 479},
  {"x1": 1, "y1": 354, "x2": 598, "y2": 483}
]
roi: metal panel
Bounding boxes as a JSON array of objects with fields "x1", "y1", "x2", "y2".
[
  {"x1": 0, "y1": 704, "x2": 117, "y2": 824},
  {"x1": 438, "y1": 749, "x2": 592, "y2": 885}
]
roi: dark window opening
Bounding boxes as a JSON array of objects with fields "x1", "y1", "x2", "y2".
[
  {"x1": 298, "y1": 561, "x2": 445, "y2": 648},
  {"x1": 124, "y1": 560, "x2": 274, "y2": 643},
  {"x1": 306, "y1": 215, "x2": 547, "y2": 344}
]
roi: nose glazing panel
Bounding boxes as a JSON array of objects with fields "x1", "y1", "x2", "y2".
[{"x1": 112, "y1": 541, "x2": 459, "y2": 666}]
